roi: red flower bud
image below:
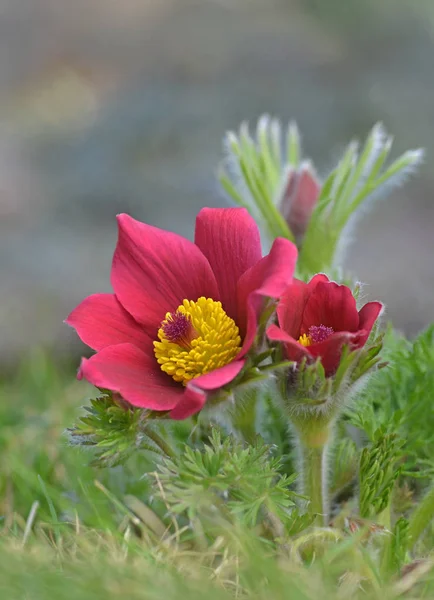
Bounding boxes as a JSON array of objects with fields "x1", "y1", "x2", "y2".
[{"x1": 279, "y1": 163, "x2": 321, "y2": 243}]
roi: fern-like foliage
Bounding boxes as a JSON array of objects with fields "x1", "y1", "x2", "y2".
[
  {"x1": 68, "y1": 392, "x2": 174, "y2": 467},
  {"x1": 359, "y1": 427, "x2": 403, "y2": 519},
  {"x1": 156, "y1": 430, "x2": 299, "y2": 530},
  {"x1": 348, "y1": 325, "x2": 434, "y2": 478}
]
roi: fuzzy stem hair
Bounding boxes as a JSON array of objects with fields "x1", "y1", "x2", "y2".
[{"x1": 295, "y1": 425, "x2": 332, "y2": 526}]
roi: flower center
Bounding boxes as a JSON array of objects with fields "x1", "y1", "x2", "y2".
[
  {"x1": 298, "y1": 324, "x2": 334, "y2": 347},
  {"x1": 153, "y1": 297, "x2": 242, "y2": 385}
]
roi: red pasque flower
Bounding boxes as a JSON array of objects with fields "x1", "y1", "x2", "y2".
[
  {"x1": 279, "y1": 163, "x2": 320, "y2": 242},
  {"x1": 66, "y1": 208, "x2": 298, "y2": 419},
  {"x1": 267, "y1": 274, "x2": 382, "y2": 376}
]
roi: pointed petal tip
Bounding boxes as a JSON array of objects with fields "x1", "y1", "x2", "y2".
[
  {"x1": 169, "y1": 387, "x2": 207, "y2": 420},
  {"x1": 266, "y1": 323, "x2": 293, "y2": 343},
  {"x1": 64, "y1": 294, "x2": 151, "y2": 352},
  {"x1": 116, "y1": 213, "x2": 138, "y2": 231}
]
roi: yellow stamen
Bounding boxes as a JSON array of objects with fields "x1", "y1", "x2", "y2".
[
  {"x1": 153, "y1": 297, "x2": 242, "y2": 385},
  {"x1": 298, "y1": 333, "x2": 312, "y2": 347}
]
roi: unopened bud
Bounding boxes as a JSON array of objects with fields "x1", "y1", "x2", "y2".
[{"x1": 279, "y1": 162, "x2": 321, "y2": 244}]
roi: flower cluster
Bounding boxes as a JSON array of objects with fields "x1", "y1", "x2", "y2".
[
  {"x1": 67, "y1": 207, "x2": 382, "y2": 422},
  {"x1": 65, "y1": 116, "x2": 424, "y2": 532}
]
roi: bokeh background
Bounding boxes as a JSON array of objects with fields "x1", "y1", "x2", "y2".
[{"x1": 1, "y1": 0, "x2": 434, "y2": 368}]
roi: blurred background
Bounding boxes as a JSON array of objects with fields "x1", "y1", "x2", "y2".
[{"x1": 1, "y1": 0, "x2": 434, "y2": 369}]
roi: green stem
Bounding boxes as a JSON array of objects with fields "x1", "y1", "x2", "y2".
[
  {"x1": 408, "y1": 486, "x2": 434, "y2": 551},
  {"x1": 296, "y1": 426, "x2": 331, "y2": 527},
  {"x1": 300, "y1": 444, "x2": 328, "y2": 526},
  {"x1": 233, "y1": 393, "x2": 258, "y2": 444},
  {"x1": 145, "y1": 428, "x2": 177, "y2": 460}
]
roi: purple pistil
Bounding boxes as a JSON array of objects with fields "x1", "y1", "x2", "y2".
[{"x1": 308, "y1": 324, "x2": 334, "y2": 344}]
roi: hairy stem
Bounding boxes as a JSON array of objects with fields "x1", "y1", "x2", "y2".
[
  {"x1": 300, "y1": 444, "x2": 328, "y2": 525},
  {"x1": 145, "y1": 428, "x2": 177, "y2": 460},
  {"x1": 296, "y1": 426, "x2": 331, "y2": 526},
  {"x1": 232, "y1": 392, "x2": 258, "y2": 444}
]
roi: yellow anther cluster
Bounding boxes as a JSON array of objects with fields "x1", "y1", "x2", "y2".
[
  {"x1": 153, "y1": 297, "x2": 241, "y2": 385},
  {"x1": 298, "y1": 333, "x2": 312, "y2": 347}
]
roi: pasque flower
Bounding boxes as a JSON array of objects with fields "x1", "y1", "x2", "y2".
[
  {"x1": 267, "y1": 274, "x2": 382, "y2": 376},
  {"x1": 67, "y1": 208, "x2": 297, "y2": 419},
  {"x1": 279, "y1": 163, "x2": 320, "y2": 243}
]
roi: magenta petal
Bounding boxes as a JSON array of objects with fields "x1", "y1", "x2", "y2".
[
  {"x1": 266, "y1": 323, "x2": 311, "y2": 364},
  {"x1": 169, "y1": 386, "x2": 207, "y2": 420},
  {"x1": 170, "y1": 360, "x2": 246, "y2": 420},
  {"x1": 66, "y1": 293, "x2": 151, "y2": 352},
  {"x1": 237, "y1": 237, "x2": 298, "y2": 356},
  {"x1": 266, "y1": 323, "x2": 294, "y2": 344},
  {"x1": 111, "y1": 214, "x2": 219, "y2": 336},
  {"x1": 78, "y1": 343, "x2": 183, "y2": 411},
  {"x1": 194, "y1": 207, "x2": 262, "y2": 322},
  {"x1": 189, "y1": 360, "x2": 245, "y2": 391}
]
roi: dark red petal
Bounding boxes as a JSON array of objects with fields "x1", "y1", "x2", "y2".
[
  {"x1": 266, "y1": 323, "x2": 311, "y2": 364},
  {"x1": 302, "y1": 281, "x2": 359, "y2": 333},
  {"x1": 194, "y1": 207, "x2": 262, "y2": 322},
  {"x1": 276, "y1": 279, "x2": 310, "y2": 339},
  {"x1": 66, "y1": 293, "x2": 151, "y2": 352},
  {"x1": 308, "y1": 331, "x2": 358, "y2": 376},
  {"x1": 111, "y1": 214, "x2": 219, "y2": 337},
  {"x1": 78, "y1": 343, "x2": 183, "y2": 410},
  {"x1": 169, "y1": 360, "x2": 246, "y2": 420},
  {"x1": 357, "y1": 302, "x2": 383, "y2": 346},
  {"x1": 307, "y1": 273, "x2": 330, "y2": 290},
  {"x1": 276, "y1": 274, "x2": 330, "y2": 339},
  {"x1": 236, "y1": 237, "x2": 298, "y2": 356}
]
